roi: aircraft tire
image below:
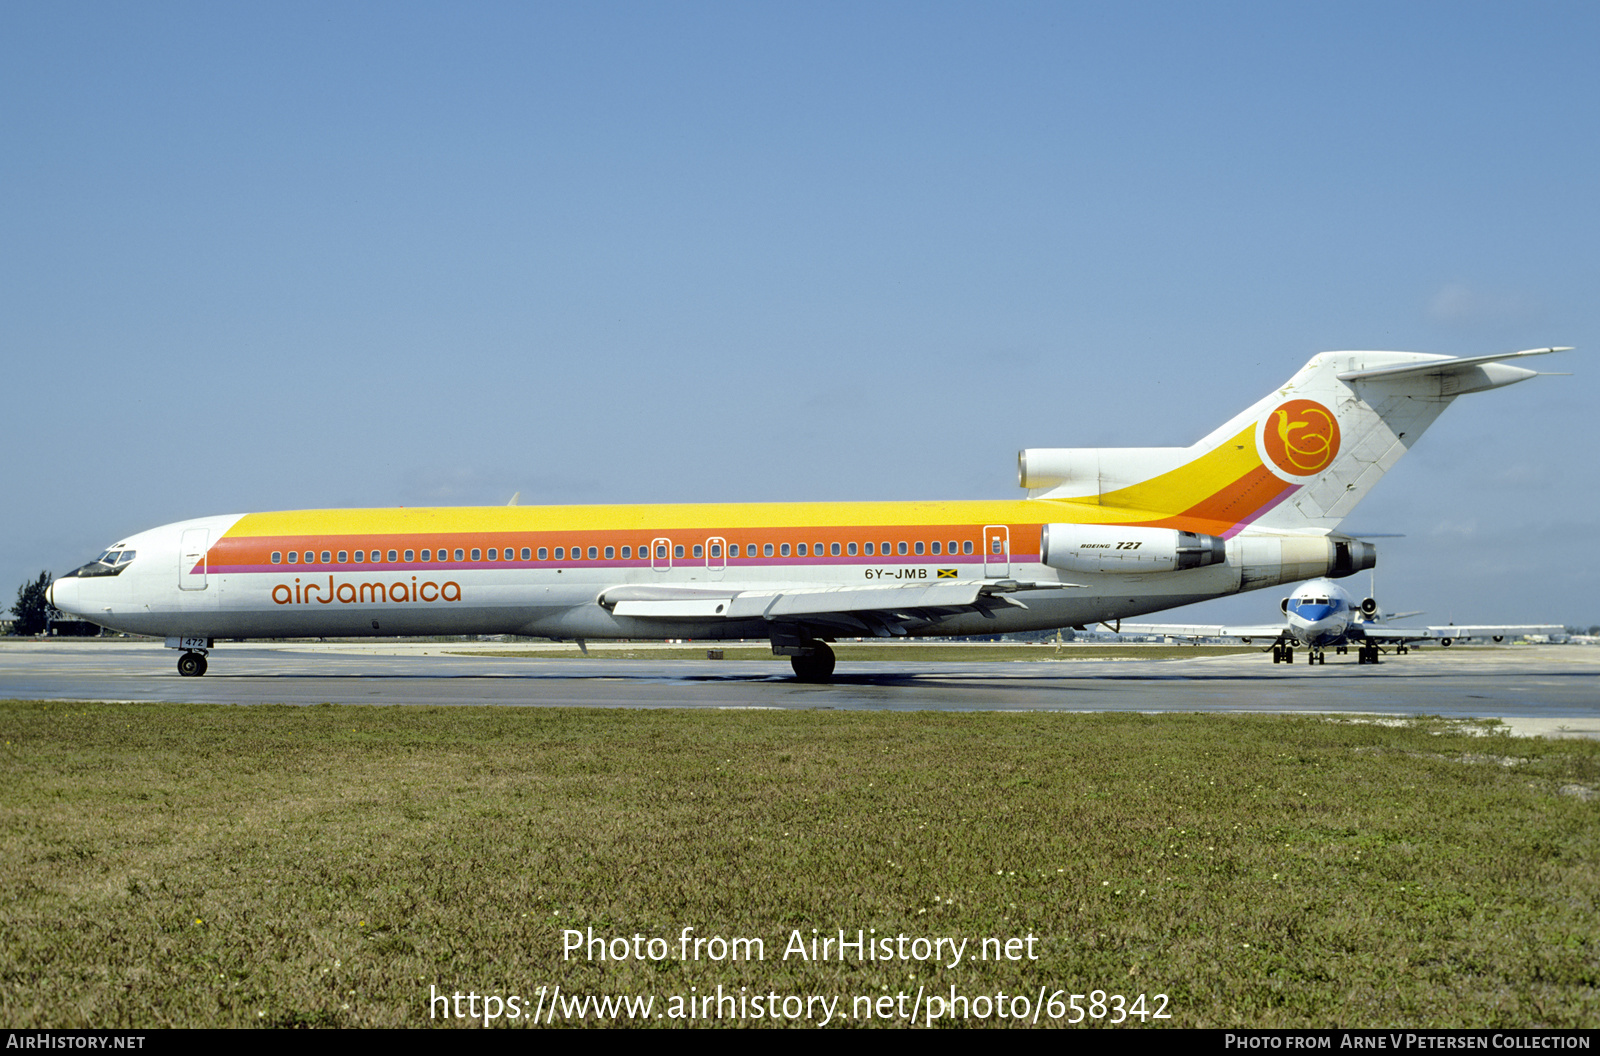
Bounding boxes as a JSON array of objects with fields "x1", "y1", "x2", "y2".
[
  {"x1": 178, "y1": 652, "x2": 207, "y2": 677},
  {"x1": 790, "y1": 642, "x2": 836, "y2": 683},
  {"x1": 1440, "y1": 638, "x2": 1453, "y2": 647}
]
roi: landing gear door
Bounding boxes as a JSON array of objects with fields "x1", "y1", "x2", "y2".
[
  {"x1": 179, "y1": 529, "x2": 209, "y2": 591},
  {"x1": 983, "y1": 524, "x2": 1010, "y2": 578}
]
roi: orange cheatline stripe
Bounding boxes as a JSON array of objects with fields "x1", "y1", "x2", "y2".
[{"x1": 1126, "y1": 464, "x2": 1298, "y2": 536}]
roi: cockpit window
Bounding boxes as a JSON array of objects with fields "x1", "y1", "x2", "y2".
[{"x1": 66, "y1": 547, "x2": 136, "y2": 579}]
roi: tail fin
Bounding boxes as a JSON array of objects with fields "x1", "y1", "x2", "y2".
[{"x1": 1019, "y1": 347, "x2": 1570, "y2": 536}]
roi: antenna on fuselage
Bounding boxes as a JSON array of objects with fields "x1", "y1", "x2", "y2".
[{"x1": 507, "y1": 492, "x2": 520, "y2": 506}]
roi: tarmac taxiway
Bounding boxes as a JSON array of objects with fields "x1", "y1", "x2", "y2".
[{"x1": 2, "y1": 639, "x2": 1597, "y2": 737}]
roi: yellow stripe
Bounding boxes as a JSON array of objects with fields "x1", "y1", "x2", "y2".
[
  {"x1": 1096, "y1": 425, "x2": 1264, "y2": 516},
  {"x1": 225, "y1": 498, "x2": 1131, "y2": 539}
]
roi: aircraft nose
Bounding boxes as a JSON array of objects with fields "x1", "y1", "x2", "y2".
[{"x1": 49, "y1": 576, "x2": 76, "y2": 615}]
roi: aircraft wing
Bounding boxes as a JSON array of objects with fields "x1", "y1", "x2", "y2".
[
  {"x1": 597, "y1": 579, "x2": 1070, "y2": 637},
  {"x1": 1353, "y1": 625, "x2": 1435, "y2": 643},
  {"x1": 1112, "y1": 623, "x2": 1288, "y2": 641},
  {"x1": 1425, "y1": 624, "x2": 1564, "y2": 641}
]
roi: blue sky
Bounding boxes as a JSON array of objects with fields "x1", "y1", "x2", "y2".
[{"x1": 4, "y1": 2, "x2": 1596, "y2": 626}]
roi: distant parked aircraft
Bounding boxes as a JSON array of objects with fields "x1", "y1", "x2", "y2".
[{"x1": 1122, "y1": 576, "x2": 1564, "y2": 664}]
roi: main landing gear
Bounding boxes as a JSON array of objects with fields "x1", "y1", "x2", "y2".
[
  {"x1": 787, "y1": 641, "x2": 836, "y2": 683},
  {"x1": 1357, "y1": 642, "x2": 1382, "y2": 665},
  {"x1": 177, "y1": 651, "x2": 208, "y2": 677},
  {"x1": 1272, "y1": 643, "x2": 1294, "y2": 664}
]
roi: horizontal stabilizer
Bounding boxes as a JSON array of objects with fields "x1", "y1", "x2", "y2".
[{"x1": 1336, "y1": 347, "x2": 1572, "y2": 383}]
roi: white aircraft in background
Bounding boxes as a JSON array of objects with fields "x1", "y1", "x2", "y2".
[
  {"x1": 49, "y1": 347, "x2": 1570, "y2": 680},
  {"x1": 1122, "y1": 576, "x2": 1565, "y2": 664}
]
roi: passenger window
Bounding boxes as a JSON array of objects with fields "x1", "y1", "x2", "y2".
[
  {"x1": 830, "y1": 542, "x2": 839, "y2": 556},
  {"x1": 521, "y1": 548, "x2": 531, "y2": 560},
  {"x1": 948, "y1": 540, "x2": 958, "y2": 554},
  {"x1": 674, "y1": 545, "x2": 684, "y2": 559},
  {"x1": 931, "y1": 541, "x2": 941, "y2": 555},
  {"x1": 318, "y1": 551, "x2": 329, "y2": 563},
  {"x1": 764, "y1": 543, "x2": 774, "y2": 557},
  {"x1": 882, "y1": 541, "x2": 891, "y2": 554},
  {"x1": 796, "y1": 543, "x2": 807, "y2": 557},
  {"x1": 729, "y1": 544, "x2": 739, "y2": 557},
  {"x1": 404, "y1": 550, "x2": 415, "y2": 562},
  {"x1": 289, "y1": 552, "x2": 299, "y2": 563},
  {"x1": 814, "y1": 542, "x2": 823, "y2": 555},
  {"x1": 991, "y1": 538, "x2": 1001, "y2": 554},
  {"x1": 915, "y1": 541, "x2": 924, "y2": 555},
  {"x1": 656, "y1": 545, "x2": 667, "y2": 559},
  {"x1": 488, "y1": 549, "x2": 498, "y2": 561},
  {"x1": 471, "y1": 549, "x2": 481, "y2": 561},
  {"x1": 355, "y1": 551, "x2": 365, "y2": 562},
  {"x1": 898, "y1": 542, "x2": 908, "y2": 555},
  {"x1": 864, "y1": 542, "x2": 874, "y2": 556},
  {"x1": 388, "y1": 550, "x2": 398, "y2": 562},
  {"x1": 271, "y1": 552, "x2": 282, "y2": 564},
  {"x1": 538, "y1": 547, "x2": 548, "y2": 560},
  {"x1": 605, "y1": 546, "x2": 615, "y2": 559},
  {"x1": 693, "y1": 544, "x2": 703, "y2": 558},
  {"x1": 846, "y1": 542, "x2": 856, "y2": 556},
  {"x1": 555, "y1": 548, "x2": 565, "y2": 560},
  {"x1": 587, "y1": 546, "x2": 598, "y2": 560},
  {"x1": 621, "y1": 546, "x2": 631, "y2": 559},
  {"x1": 780, "y1": 543, "x2": 790, "y2": 557},
  {"x1": 710, "y1": 544, "x2": 721, "y2": 558},
  {"x1": 420, "y1": 550, "x2": 431, "y2": 561},
  {"x1": 963, "y1": 540, "x2": 973, "y2": 555},
  {"x1": 454, "y1": 548, "x2": 465, "y2": 561}
]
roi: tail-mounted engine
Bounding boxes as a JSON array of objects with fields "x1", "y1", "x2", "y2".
[
  {"x1": 1330, "y1": 538, "x2": 1378, "y2": 579},
  {"x1": 1039, "y1": 524, "x2": 1226, "y2": 575}
]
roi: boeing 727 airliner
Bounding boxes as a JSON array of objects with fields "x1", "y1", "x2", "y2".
[{"x1": 48, "y1": 348, "x2": 1570, "y2": 680}]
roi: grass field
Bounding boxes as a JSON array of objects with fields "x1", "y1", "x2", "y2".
[{"x1": 1, "y1": 701, "x2": 1595, "y2": 1028}]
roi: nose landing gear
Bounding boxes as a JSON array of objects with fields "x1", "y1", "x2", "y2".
[{"x1": 165, "y1": 636, "x2": 214, "y2": 676}]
